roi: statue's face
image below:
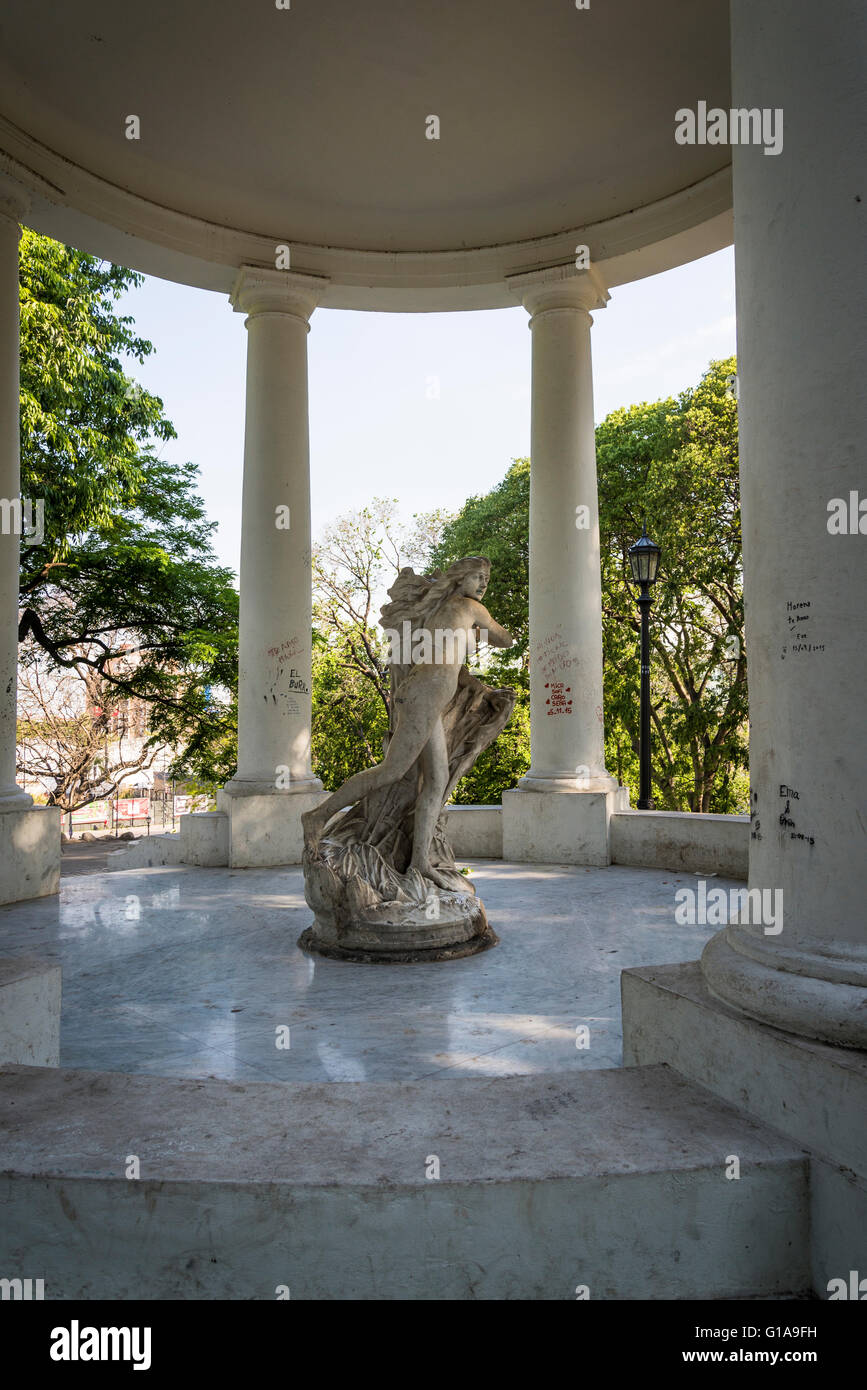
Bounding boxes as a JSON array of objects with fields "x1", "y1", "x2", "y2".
[{"x1": 460, "y1": 567, "x2": 489, "y2": 600}]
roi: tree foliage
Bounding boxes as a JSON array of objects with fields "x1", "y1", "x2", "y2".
[
  {"x1": 433, "y1": 359, "x2": 748, "y2": 812},
  {"x1": 428, "y1": 465, "x2": 532, "y2": 801},
  {"x1": 18, "y1": 662, "x2": 165, "y2": 812},
  {"x1": 597, "y1": 357, "x2": 747, "y2": 811},
  {"x1": 311, "y1": 499, "x2": 448, "y2": 790},
  {"x1": 16, "y1": 232, "x2": 239, "y2": 789}
]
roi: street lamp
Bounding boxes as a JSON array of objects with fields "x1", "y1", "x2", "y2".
[{"x1": 628, "y1": 523, "x2": 662, "y2": 810}]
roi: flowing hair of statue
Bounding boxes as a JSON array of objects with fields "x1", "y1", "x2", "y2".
[
  {"x1": 380, "y1": 556, "x2": 491, "y2": 635},
  {"x1": 379, "y1": 556, "x2": 491, "y2": 737}
]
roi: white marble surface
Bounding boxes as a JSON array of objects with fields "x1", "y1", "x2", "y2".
[{"x1": 0, "y1": 861, "x2": 732, "y2": 1083}]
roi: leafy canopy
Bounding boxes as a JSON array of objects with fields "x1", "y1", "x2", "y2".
[
  {"x1": 433, "y1": 359, "x2": 747, "y2": 812},
  {"x1": 17, "y1": 232, "x2": 239, "y2": 789}
]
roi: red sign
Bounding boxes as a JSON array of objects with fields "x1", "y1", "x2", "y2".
[
  {"x1": 115, "y1": 797, "x2": 150, "y2": 820},
  {"x1": 71, "y1": 800, "x2": 109, "y2": 826}
]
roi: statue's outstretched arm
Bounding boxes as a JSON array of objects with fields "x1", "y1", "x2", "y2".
[{"x1": 470, "y1": 601, "x2": 514, "y2": 649}]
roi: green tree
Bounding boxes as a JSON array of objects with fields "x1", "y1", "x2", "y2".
[
  {"x1": 597, "y1": 357, "x2": 747, "y2": 812},
  {"x1": 426, "y1": 462, "x2": 532, "y2": 802},
  {"x1": 311, "y1": 498, "x2": 447, "y2": 789},
  {"x1": 16, "y1": 231, "x2": 239, "y2": 788},
  {"x1": 429, "y1": 460, "x2": 530, "y2": 689},
  {"x1": 433, "y1": 359, "x2": 748, "y2": 811},
  {"x1": 311, "y1": 637, "x2": 389, "y2": 792}
]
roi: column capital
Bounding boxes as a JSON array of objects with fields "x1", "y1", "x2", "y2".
[
  {"x1": 230, "y1": 266, "x2": 330, "y2": 323},
  {"x1": 0, "y1": 172, "x2": 31, "y2": 227},
  {"x1": 506, "y1": 263, "x2": 610, "y2": 318}
]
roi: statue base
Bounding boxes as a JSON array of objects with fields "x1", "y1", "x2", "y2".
[
  {"x1": 300, "y1": 833, "x2": 500, "y2": 963},
  {"x1": 297, "y1": 894, "x2": 498, "y2": 964}
]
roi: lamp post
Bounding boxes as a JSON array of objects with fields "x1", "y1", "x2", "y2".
[{"x1": 628, "y1": 524, "x2": 661, "y2": 810}]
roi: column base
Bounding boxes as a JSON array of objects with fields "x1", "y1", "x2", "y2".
[
  {"x1": 701, "y1": 927, "x2": 867, "y2": 1050},
  {"x1": 502, "y1": 786, "x2": 616, "y2": 866},
  {"x1": 517, "y1": 772, "x2": 618, "y2": 794},
  {"x1": 0, "y1": 787, "x2": 33, "y2": 808},
  {"x1": 222, "y1": 775, "x2": 323, "y2": 797},
  {"x1": 621, "y1": 959, "x2": 867, "y2": 1295},
  {"x1": 218, "y1": 786, "x2": 328, "y2": 868},
  {"x1": 0, "y1": 804, "x2": 60, "y2": 906}
]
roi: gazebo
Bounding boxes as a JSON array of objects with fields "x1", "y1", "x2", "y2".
[{"x1": 0, "y1": 0, "x2": 863, "y2": 1299}]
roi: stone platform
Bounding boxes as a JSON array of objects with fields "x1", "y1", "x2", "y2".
[
  {"x1": 0, "y1": 860, "x2": 734, "y2": 1081},
  {"x1": 0, "y1": 1061, "x2": 808, "y2": 1300},
  {"x1": 0, "y1": 860, "x2": 846, "y2": 1299},
  {"x1": 621, "y1": 961, "x2": 867, "y2": 1292}
]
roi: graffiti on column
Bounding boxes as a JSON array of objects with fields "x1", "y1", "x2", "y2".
[
  {"x1": 778, "y1": 784, "x2": 814, "y2": 847},
  {"x1": 545, "y1": 681, "x2": 573, "y2": 715},
  {"x1": 535, "y1": 625, "x2": 579, "y2": 715},
  {"x1": 780, "y1": 600, "x2": 825, "y2": 660},
  {"x1": 268, "y1": 636, "x2": 302, "y2": 662},
  {"x1": 266, "y1": 636, "x2": 309, "y2": 702}
]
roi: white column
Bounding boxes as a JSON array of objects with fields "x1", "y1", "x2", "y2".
[
  {"x1": 501, "y1": 266, "x2": 616, "y2": 867},
  {"x1": 511, "y1": 265, "x2": 615, "y2": 792},
  {"x1": 702, "y1": 0, "x2": 867, "y2": 1046},
  {"x1": 511, "y1": 268, "x2": 614, "y2": 795},
  {"x1": 0, "y1": 177, "x2": 32, "y2": 808},
  {"x1": 224, "y1": 267, "x2": 327, "y2": 798},
  {"x1": 0, "y1": 174, "x2": 59, "y2": 905}
]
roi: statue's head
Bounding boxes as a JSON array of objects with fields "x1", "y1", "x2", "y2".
[
  {"x1": 446, "y1": 556, "x2": 491, "y2": 601},
  {"x1": 381, "y1": 556, "x2": 492, "y2": 634}
]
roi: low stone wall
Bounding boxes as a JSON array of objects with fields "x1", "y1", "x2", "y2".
[
  {"x1": 182, "y1": 811, "x2": 229, "y2": 866},
  {"x1": 448, "y1": 804, "x2": 748, "y2": 877},
  {"x1": 107, "y1": 833, "x2": 185, "y2": 871},
  {"x1": 610, "y1": 810, "x2": 749, "y2": 879},
  {"x1": 111, "y1": 806, "x2": 506, "y2": 870},
  {"x1": 442, "y1": 805, "x2": 502, "y2": 859},
  {"x1": 107, "y1": 804, "x2": 750, "y2": 879},
  {"x1": 0, "y1": 805, "x2": 61, "y2": 905},
  {"x1": 0, "y1": 956, "x2": 60, "y2": 1066}
]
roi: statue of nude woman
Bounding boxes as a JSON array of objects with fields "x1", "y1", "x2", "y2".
[{"x1": 302, "y1": 556, "x2": 514, "y2": 890}]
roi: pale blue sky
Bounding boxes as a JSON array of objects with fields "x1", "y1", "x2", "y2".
[{"x1": 119, "y1": 247, "x2": 736, "y2": 578}]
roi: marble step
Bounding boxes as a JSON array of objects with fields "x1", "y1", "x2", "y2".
[{"x1": 0, "y1": 1061, "x2": 808, "y2": 1299}]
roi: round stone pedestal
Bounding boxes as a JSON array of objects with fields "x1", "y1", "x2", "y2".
[
  {"x1": 300, "y1": 835, "x2": 499, "y2": 963},
  {"x1": 298, "y1": 894, "x2": 497, "y2": 964}
]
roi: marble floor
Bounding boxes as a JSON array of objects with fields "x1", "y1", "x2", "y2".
[{"x1": 0, "y1": 860, "x2": 735, "y2": 1083}]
